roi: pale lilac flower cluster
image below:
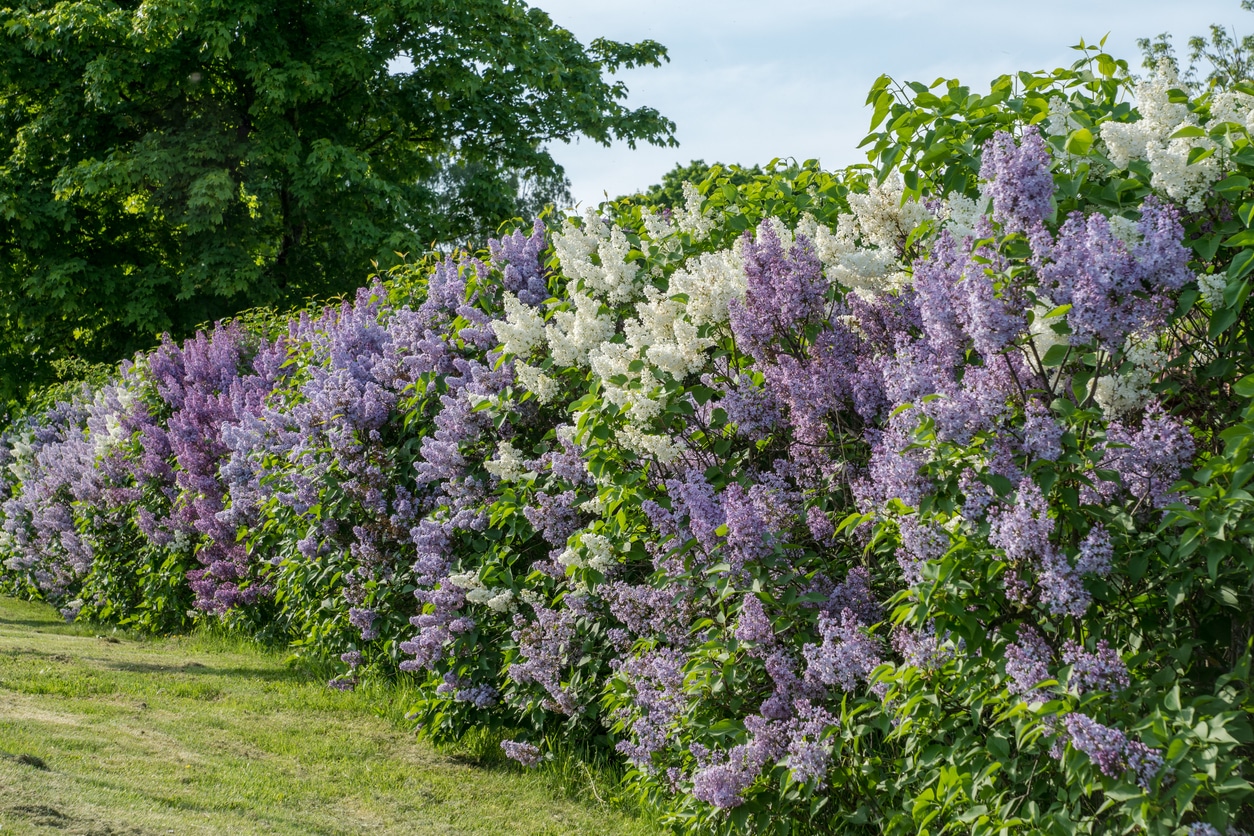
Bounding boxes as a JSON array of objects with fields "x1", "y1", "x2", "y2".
[
  {"x1": 1095, "y1": 403, "x2": 1195, "y2": 511},
  {"x1": 1063, "y1": 640, "x2": 1130, "y2": 694},
  {"x1": 500, "y1": 739, "x2": 542, "y2": 767},
  {"x1": 1057, "y1": 714, "x2": 1165, "y2": 788},
  {"x1": 989, "y1": 480, "x2": 1093, "y2": 616},
  {"x1": 1063, "y1": 713, "x2": 1130, "y2": 776},
  {"x1": 728, "y1": 224, "x2": 826, "y2": 364},
  {"x1": 489, "y1": 218, "x2": 550, "y2": 306},
  {"x1": 1005, "y1": 625, "x2": 1054, "y2": 696},
  {"x1": 613, "y1": 649, "x2": 687, "y2": 769},
  {"x1": 509, "y1": 604, "x2": 581, "y2": 714},
  {"x1": 349, "y1": 607, "x2": 379, "y2": 642},
  {"x1": 892, "y1": 622, "x2": 953, "y2": 672},
  {"x1": 1038, "y1": 198, "x2": 1192, "y2": 350},
  {"x1": 981, "y1": 126, "x2": 1054, "y2": 233},
  {"x1": 802, "y1": 609, "x2": 883, "y2": 692}
]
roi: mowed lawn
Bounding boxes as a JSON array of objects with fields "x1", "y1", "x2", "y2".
[{"x1": 0, "y1": 598, "x2": 652, "y2": 835}]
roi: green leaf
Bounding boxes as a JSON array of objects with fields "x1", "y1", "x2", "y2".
[
  {"x1": 1065, "y1": 128, "x2": 1094, "y2": 155},
  {"x1": 870, "y1": 90, "x2": 894, "y2": 132},
  {"x1": 1239, "y1": 202, "x2": 1254, "y2": 227},
  {"x1": 1040, "y1": 343, "x2": 1070, "y2": 367},
  {"x1": 1170, "y1": 125, "x2": 1207, "y2": 139},
  {"x1": 1228, "y1": 249, "x2": 1254, "y2": 280},
  {"x1": 1194, "y1": 234, "x2": 1224, "y2": 261},
  {"x1": 1216, "y1": 175, "x2": 1252, "y2": 197}
]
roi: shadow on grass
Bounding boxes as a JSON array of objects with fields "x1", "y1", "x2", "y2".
[
  {"x1": 98, "y1": 660, "x2": 311, "y2": 682},
  {"x1": 0, "y1": 616, "x2": 69, "y2": 630}
]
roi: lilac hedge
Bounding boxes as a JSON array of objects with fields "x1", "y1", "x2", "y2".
[{"x1": 2, "y1": 50, "x2": 1253, "y2": 835}]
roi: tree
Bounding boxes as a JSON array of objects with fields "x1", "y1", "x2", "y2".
[
  {"x1": 0, "y1": 0, "x2": 676, "y2": 405},
  {"x1": 1138, "y1": 0, "x2": 1254, "y2": 91}
]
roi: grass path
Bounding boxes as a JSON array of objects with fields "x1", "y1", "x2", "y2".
[{"x1": 0, "y1": 598, "x2": 652, "y2": 835}]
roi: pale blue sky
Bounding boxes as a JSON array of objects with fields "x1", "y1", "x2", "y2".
[{"x1": 532, "y1": 0, "x2": 1250, "y2": 206}]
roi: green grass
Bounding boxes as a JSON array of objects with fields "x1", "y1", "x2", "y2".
[{"x1": 0, "y1": 597, "x2": 656, "y2": 835}]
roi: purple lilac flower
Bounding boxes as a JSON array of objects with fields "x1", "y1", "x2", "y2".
[
  {"x1": 1037, "y1": 551, "x2": 1092, "y2": 618},
  {"x1": 722, "y1": 483, "x2": 772, "y2": 571},
  {"x1": 613, "y1": 649, "x2": 687, "y2": 769},
  {"x1": 911, "y1": 230, "x2": 970, "y2": 363},
  {"x1": 1096, "y1": 403, "x2": 1195, "y2": 511},
  {"x1": 509, "y1": 605, "x2": 581, "y2": 715},
  {"x1": 988, "y1": 478, "x2": 1054, "y2": 564},
  {"x1": 1004, "y1": 625, "x2": 1053, "y2": 696},
  {"x1": 600, "y1": 581, "x2": 693, "y2": 646},
  {"x1": 327, "y1": 676, "x2": 357, "y2": 691},
  {"x1": 1063, "y1": 640, "x2": 1130, "y2": 694},
  {"x1": 1126, "y1": 740, "x2": 1166, "y2": 790},
  {"x1": 664, "y1": 469, "x2": 725, "y2": 561},
  {"x1": 437, "y1": 672, "x2": 498, "y2": 708},
  {"x1": 895, "y1": 516, "x2": 949, "y2": 586},
  {"x1": 728, "y1": 222, "x2": 827, "y2": 364},
  {"x1": 926, "y1": 361, "x2": 1016, "y2": 445},
  {"x1": 784, "y1": 699, "x2": 838, "y2": 787},
  {"x1": 806, "y1": 506, "x2": 835, "y2": 544},
  {"x1": 1022, "y1": 400, "x2": 1063, "y2": 461},
  {"x1": 1076, "y1": 526, "x2": 1114, "y2": 577},
  {"x1": 960, "y1": 259, "x2": 1026, "y2": 359},
  {"x1": 824, "y1": 567, "x2": 883, "y2": 626},
  {"x1": 713, "y1": 373, "x2": 780, "y2": 439},
  {"x1": 1063, "y1": 713, "x2": 1128, "y2": 777},
  {"x1": 854, "y1": 421, "x2": 931, "y2": 512},
  {"x1": 892, "y1": 622, "x2": 953, "y2": 671},
  {"x1": 690, "y1": 743, "x2": 759, "y2": 809},
  {"x1": 489, "y1": 219, "x2": 549, "y2": 307},
  {"x1": 802, "y1": 609, "x2": 884, "y2": 692},
  {"x1": 1187, "y1": 826, "x2": 1223, "y2": 836},
  {"x1": 349, "y1": 607, "x2": 379, "y2": 641},
  {"x1": 1037, "y1": 199, "x2": 1190, "y2": 351},
  {"x1": 981, "y1": 126, "x2": 1054, "y2": 232},
  {"x1": 501, "y1": 740, "x2": 542, "y2": 767},
  {"x1": 735, "y1": 594, "x2": 775, "y2": 646}
]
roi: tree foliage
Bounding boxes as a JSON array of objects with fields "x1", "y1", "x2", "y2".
[
  {"x1": 1139, "y1": 0, "x2": 1254, "y2": 91},
  {"x1": 0, "y1": 0, "x2": 675, "y2": 406},
  {"x1": 619, "y1": 159, "x2": 773, "y2": 210}
]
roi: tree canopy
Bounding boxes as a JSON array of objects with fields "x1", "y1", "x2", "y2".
[{"x1": 0, "y1": 0, "x2": 675, "y2": 405}]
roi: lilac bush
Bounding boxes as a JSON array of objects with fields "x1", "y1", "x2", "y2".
[{"x1": 2, "y1": 47, "x2": 1253, "y2": 836}]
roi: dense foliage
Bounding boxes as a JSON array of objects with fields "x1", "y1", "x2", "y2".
[
  {"x1": 3, "y1": 45, "x2": 1254, "y2": 835},
  {"x1": 0, "y1": 0, "x2": 675, "y2": 406}
]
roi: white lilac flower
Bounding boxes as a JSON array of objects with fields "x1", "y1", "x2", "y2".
[
  {"x1": 1046, "y1": 97, "x2": 1082, "y2": 138},
  {"x1": 620, "y1": 426, "x2": 683, "y2": 463},
  {"x1": 491, "y1": 292, "x2": 547, "y2": 358},
  {"x1": 447, "y1": 571, "x2": 483, "y2": 590},
  {"x1": 846, "y1": 174, "x2": 931, "y2": 252},
  {"x1": 546, "y1": 290, "x2": 616, "y2": 367},
  {"x1": 1198, "y1": 273, "x2": 1227, "y2": 309},
  {"x1": 552, "y1": 209, "x2": 641, "y2": 304},
  {"x1": 941, "y1": 191, "x2": 988, "y2": 241},
  {"x1": 1100, "y1": 60, "x2": 1220, "y2": 210},
  {"x1": 666, "y1": 245, "x2": 747, "y2": 328},
  {"x1": 676, "y1": 182, "x2": 714, "y2": 240},
  {"x1": 1029, "y1": 296, "x2": 1069, "y2": 358},
  {"x1": 1094, "y1": 335, "x2": 1169, "y2": 419},
  {"x1": 484, "y1": 440, "x2": 529, "y2": 482},
  {"x1": 514, "y1": 362, "x2": 559, "y2": 404}
]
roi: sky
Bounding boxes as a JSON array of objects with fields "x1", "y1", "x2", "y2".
[{"x1": 530, "y1": 0, "x2": 1249, "y2": 207}]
